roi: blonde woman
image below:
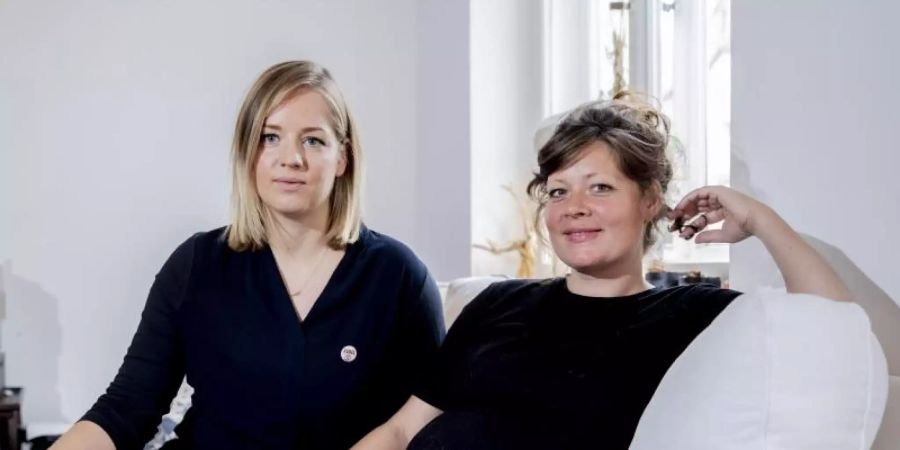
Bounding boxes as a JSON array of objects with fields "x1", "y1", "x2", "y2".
[{"x1": 52, "y1": 61, "x2": 445, "y2": 450}]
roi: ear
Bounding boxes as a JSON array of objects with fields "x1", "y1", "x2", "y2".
[
  {"x1": 641, "y1": 182, "x2": 664, "y2": 221},
  {"x1": 335, "y1": 142, "x2": 348, "y2": 178}
]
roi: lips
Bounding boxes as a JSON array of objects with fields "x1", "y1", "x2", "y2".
[
  {"x1": 273, "y1": 177, "x2": 306, "y2": 191},
  {"x1": 563, "y1": 228, "x2": 603, "y2": 243}
]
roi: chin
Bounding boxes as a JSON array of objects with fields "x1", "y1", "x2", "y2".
[
  {"x1": 562, "y1": 245, "x2": 636, "y2": 273},
  {"x1": 570, "y1": 261, "x2": 611, "y2": 274},
  {"x1": 552, "y1": 240, "x2": 599, "y2": 266},
  {"x1": 264, "y1": 201, "x2": 312, "y2": 217},
  {"x1": 557, "y1": 252, "x2": 605, "y2": 272}
]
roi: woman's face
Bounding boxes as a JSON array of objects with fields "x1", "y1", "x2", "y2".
[
  {"x1": 254, "y1": 89, "x2": 346, "y2": 221},
  {"x1": 544, "y1": 141, "x2": 657, "y2": 274}
]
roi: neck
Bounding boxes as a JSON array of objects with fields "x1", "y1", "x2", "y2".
[
  {"x1": 565, "y1": 254, "x2": 651, "y2": 298},
  {"x1": 266, "y1": 207, "x2": 329, "y2": 257}
]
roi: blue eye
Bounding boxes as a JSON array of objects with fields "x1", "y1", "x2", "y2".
[
  {"x1": 302, "y1": 136, "x2": 326, "y2": 148},
  {"x1": 261, "y1": 133, "x2": 280, "y2": 146},
  {"x1": 591, "y1": 183, "x2": 613, "y2": 193}
]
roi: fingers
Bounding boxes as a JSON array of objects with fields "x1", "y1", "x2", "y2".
[
  {"x1": 670, "y1": 207, "x2": 731, "y2": 242},
  {"x1": 667, "y1": 206, "x2": 726, "y2": 234},
  {"x1": 667, "y1": 186, "x2": 727, "y2": 220},
  {"x1": 667, "y1": 186, "x2": 732, "y2": 234},
  {"x1": 694, "y1": 195, "x2": 722, "y2": 213},
  {"x1": 694, "y1": 229, "x2": 728, "y2": 244},
  {"x1": 666, "y1": 186, "x2": 751, "y2": 243},
  {"x1": 677, "y1": 213, "x2": 710, "y2": 239},
  {"x1": 667, "y1": 187, "x2": 705, "y2": 219},
  {"x1": 701, "y1": 208, "x2": 726, "y2": 225}
]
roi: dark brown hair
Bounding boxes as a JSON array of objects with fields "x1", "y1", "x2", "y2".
[{"x1": 527, "y1": 92, "x2": 674, "y2": 251}]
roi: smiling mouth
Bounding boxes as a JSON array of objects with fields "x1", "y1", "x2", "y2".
[{"x1": 564, "y1": 229, "x2": 603, "y2": 243}]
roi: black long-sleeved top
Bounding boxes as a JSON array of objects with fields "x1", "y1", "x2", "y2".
[{"x1": 83, "y1": 226, "x2": 445, "y2": 449}]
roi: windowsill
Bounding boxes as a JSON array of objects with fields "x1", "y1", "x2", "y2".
[
  {"x1": 649, "y1": 242, "x2": 731, "y2": 282},
  {"x1": 659, "y1": 241, "x2": 729, "y2": 265}
]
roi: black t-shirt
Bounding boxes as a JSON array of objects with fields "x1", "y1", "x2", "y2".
[
  {"x1": 81, "y1": 225, "x2": 445, "y2": 450},
  {"x1": 411, "y1": 278, "x2": 741, "y2": 450}
]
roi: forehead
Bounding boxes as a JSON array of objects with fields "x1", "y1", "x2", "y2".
[
  {"x1": 264, "y1": 89, "x2": 334, "y2": 131},
  {"x1": 548, "y1": 141, "x2": 626, "y2": 183}
]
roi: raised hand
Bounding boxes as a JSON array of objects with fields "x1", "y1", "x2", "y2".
[{"x1": 666, "y1": 185, "x2": 771, "y2": 244}]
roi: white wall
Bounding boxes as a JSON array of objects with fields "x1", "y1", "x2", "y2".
[
  {"x1": 731, "y1": 0, "x2": 900, "y2": 373},
  {"x1": 469, "y1": 0, "x2": 617, "y2": 278},
  {"x1": 0, "y1": 0, "x2": 470, "y2": 425},
  {"x1": 546, "y1": 0, "x2": 597, "y2": 115},
  {"x1": 470, "y1": 0, "x2": 546, "y2": 277},
  {"x1": 415, "y1": 0, "x2": 471, "y2": 281}
]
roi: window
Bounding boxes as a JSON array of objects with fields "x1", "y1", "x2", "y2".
[
  {"x1": 625, "y1": 0, "x2": 732, "y2": 265},
  {"x1": 470, "y1": 0, "x2": 731, "y2": 278}
]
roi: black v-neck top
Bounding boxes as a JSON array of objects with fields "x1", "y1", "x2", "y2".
[
  {"x1": 410, "y1": 278, "x2": 741, "y2": 449},
  {"x1": 83, "y1": 225, "x2": 445, "y2": 449}
]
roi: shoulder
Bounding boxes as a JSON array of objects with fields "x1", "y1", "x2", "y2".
[
  {"x1": 159, "y1": 226, "x2": 229, "y2": 272},
  {"x1": 148, "y1": 228, "x2": 229, "y2": 310},
  {"x1": 169, "y1": 226, "x2": 228, "y2": 254},
  {"x1": 653, "y1": 283, "x2": 743, "y2": 315},
  {"x1": 663, "y1": 283, "x2": 742, "y2": 301},
  {"x1": 357, "y1": 226, "x2": 429, "y2": 276},
  {"x1": 458, "y1": 278, "x2": 558, "y2": 321},
  {"x1": 187, "y1": 226, "x2": 229, "y2": 252},
  {"x1": 478, "y1": 278, "x2": 557, "y2": 300}
]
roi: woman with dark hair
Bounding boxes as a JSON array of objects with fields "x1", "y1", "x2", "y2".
[{"x1": 355, "y1": 95, "x2": 850, "y2": 449}]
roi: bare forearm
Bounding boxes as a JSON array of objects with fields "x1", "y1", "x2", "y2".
[
  {"x1": 351, "y1": 424, "x2": 409, "y2": 450},
  {"x1": 752, "y1": 207, "x2": 851, "y2": 302},
  {"x1": 50, "y1": 421, "x2": 115, "y2": 450},
  {"x1": 352, "y1": 396, "x2": 441, "y2": 450}
]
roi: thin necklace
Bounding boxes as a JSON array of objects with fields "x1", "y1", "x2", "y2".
[{"x1": 288, "y1": 244, "x2": 328, "y2": 297}]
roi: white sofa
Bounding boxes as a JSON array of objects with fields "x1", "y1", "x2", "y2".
[
  {"x1": 443, "y1": 277, "x2": 898, "y2": 450},
  {"x1": 36, "y1": 278, "x2": 899, "y2": 448},
  {"x1": 875, "y1": 376, "x2": 900, "y2": 450}
]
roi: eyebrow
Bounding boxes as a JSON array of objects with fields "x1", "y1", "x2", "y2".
[
  {"x1": 262, "y1": 124, "x2": 327, "y2": 134},
  {"x1": 548, "y1": 172, "x2": 605, "y2": 184}
]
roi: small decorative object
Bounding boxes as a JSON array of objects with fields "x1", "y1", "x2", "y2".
[
  {"x1": 646, "y1": 269, "x2": 722, "y2": 289},
  {"x1": 606, "y1": 0, "x2": 629, "y2": 98},
  {"x1": 473, "y1": 185, "x2": 538, "y2": 278},
  {"x1": 679, "y1": 270, "x2": 722, "y2": 288},
  {"x1": 340, "y1": 345, "x2": 357, "y2": 363},
  {"x1": 144, "y1": 381, "x2": 193, "y2": 449},
  {"x1": 609, "y1": 22, "x2": 627, "y2": 98},
  {"x1": 646, "y1": 270, "x2": 682, "y2": 289},
  {"x1": 680, "y1": 270, "x2": 704, "y2": 285}
]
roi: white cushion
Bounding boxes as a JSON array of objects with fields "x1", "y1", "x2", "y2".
[
  {"x1": 872, "y1": 376, "x2": 900, "y2": 450},
  {"x1": 630, "y1": 292, "x2": 889, "y2": 450},
  {"x1": 443, "y1": 276, "x2": 505, "y2": 326}
]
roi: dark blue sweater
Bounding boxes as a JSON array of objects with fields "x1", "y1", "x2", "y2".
[{"x1": 83, "y1": 226, "x2": 445, "y2": 449}]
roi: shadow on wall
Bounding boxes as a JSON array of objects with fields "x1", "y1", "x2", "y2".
[
  {"x1": 731, "y1": 145, "x2": 900, "y2": 374},
  {"x1": 801, "y1": 236, "x2": 900, "y2": 376},
  {"x1": 0, "y1": 260, "x2": 66, "y2": 424}
]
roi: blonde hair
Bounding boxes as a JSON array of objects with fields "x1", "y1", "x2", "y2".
[{"x1": 226, "y1": 61, "x2": 363, "y2": 251}]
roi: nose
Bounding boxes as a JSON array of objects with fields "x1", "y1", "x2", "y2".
[
  {"x1": 563, "y1": 191, "x2": 591, "y2": 218},
  {"x1": 279, "y1": 141, "x2": 306, "y2": 169}
]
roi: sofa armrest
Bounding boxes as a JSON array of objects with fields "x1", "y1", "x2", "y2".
[
  {"x1": 873, "y1": 375, "x2": 900, "y2": 450},
  {"x1": 631, "y1": 292, "x2": 889, "y2": 450}
]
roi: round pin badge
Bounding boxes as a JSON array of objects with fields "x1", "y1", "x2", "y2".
[{"x1": 340, "y1": 345, "x2": 357, "y2": 363}]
